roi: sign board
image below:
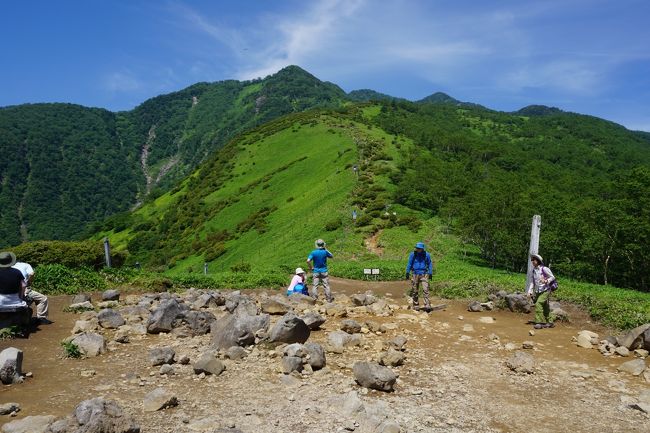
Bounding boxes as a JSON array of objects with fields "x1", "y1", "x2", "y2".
[
  {"x1": 371, "y1": 268, "x2": 380, "y2": 275},
  {"x1": 363, "y1": 268, "x2": 372, "y2": 275}
]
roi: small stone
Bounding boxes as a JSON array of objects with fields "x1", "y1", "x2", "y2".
[
  {"x1": 617, "y1": 359, "x2": 646, "y2": 376},
  {"x1": 634, "y1": 349, "x2": 649, "y2": 358},
  {"x1": 462, "y1": 324, "x2": 474, "y2": 332},
  {"x1": 478, "y1": 317, "x2": 495, "y2": 324},
  {"x1": 80, "y1": 369, "x2": 96, "y2": 378},
  {"x1": 504, "y1": 343, "x2": 517, "y2": 351},
  {"x1": 159, "y1": 364, "x2": 174, "y2": 375},
  {"x1": 506, "y1": 351, "x2": 535, "y2": 374},
  {"x1": 143, "y1": 387, "x2": 178, "y2": 412},
  {"x1": 576, "y1": 334, "x2": 593, "y2": 349},
  {"x1": 529, "y1": 330, "x2": 535, "y2": 336},
  {"x1": 615, "y1": 346, "x2": 630, "y2": 357},
  {"x1": 0, "y1": 402, "x2": 20, "y2": 416},
  {"x1": 522, "y1": 341, "x2": 534, "y2": 349}
]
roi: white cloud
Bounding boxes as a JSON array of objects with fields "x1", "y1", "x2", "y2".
[{"x1": 104, "y1": 71, "x2": 141, "y2": 93}]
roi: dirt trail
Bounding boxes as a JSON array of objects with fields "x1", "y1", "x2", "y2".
[
  {"x1": 364, "y1": 230, "x2": 384, "y2": 256},
  {"x1": 1, "y1": 280, "x2": 648, "y2": 432}
]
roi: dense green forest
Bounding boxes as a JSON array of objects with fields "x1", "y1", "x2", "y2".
[
  {"x1": 0, "y1": 66, "x2": 349, "y2": 244},
  {"x1": 374, "y1": 100, "x2": 650, "y2": 290}
]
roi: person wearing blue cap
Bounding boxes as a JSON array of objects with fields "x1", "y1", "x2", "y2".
[{"x1": 405, "y1": 242, "x2": 433, "y2": 309}]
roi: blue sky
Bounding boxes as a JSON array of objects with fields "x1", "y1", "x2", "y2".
[{"x1": 2, "y1": 0, "x2": 649, "y2": 131}]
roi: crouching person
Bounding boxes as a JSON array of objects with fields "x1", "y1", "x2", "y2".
[{"x1": 287, "y1": 267, "x2": 308, "y2": 296}]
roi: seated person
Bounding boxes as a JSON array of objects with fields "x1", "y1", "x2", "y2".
[
  {"x1": 286, "y1": 267, "x2": 308, "y2": 296},
  {"x1": 13, "y1": 260, "x2": 50, "y2": 323},
  {"x1": 0, "y1": 252, "x2": 27, "y2": 311}
]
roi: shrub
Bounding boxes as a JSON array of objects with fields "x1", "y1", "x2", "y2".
[
  {"x1": 32, "y1": 264, "x2": 107, "y2": 294},
  {"x1": 230, "y1": 262, "x2": 252, "y2": 273},
  {"x1": 324, "y1": 217, "x2": 343, "y2": 231},
  {"x1": 61, "y1": 341, "x2": 82, "y2": 358},
  {"x1": 12, "y1": 240, "x2": 126, "y2": 269}
]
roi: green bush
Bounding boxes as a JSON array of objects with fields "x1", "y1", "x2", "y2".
[
  {"x1": 12, "y1": 240, "x2": 126, "y2": 269},
  {"x1": 31, "y1": 264, "x2": 107, "y2": 294},
  {"x1": 61, "y1": 341, "x2": 82, "y2": 358},
  {"x1": 324, "y1": 217, "x2": 343, "y2": 231}
]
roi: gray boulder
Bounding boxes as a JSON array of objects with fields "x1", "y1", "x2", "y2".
[
  {"x1": 260, "y1": 296, "x2": 292, "y2": 315},
  {"x1": 67, "y1": 301, "x2": 94, "y2": 311},
  {"x1": 353, "y1": 362, "x2": 397, "y2": 392},
  {"x1": 281, "y1": 356, "x2": 303, "y2": 374},
  {"x1": 505, "y1": 293, "x2": 532, "y2": 313},
  {"x1": 71, "y1": 333, "x2": 106, "y2": 358},
  {"x1": 210, "y1": 309, "x2": 270, "y2": 350},
  {"x1": 341, "y1": 319, "x2": 362, "y2": 334},
  {"x1": 193, "y1": 292, "x2": 225, "y2": 309},
  {"x1": 351, "y1": 293, "x2": 377, "y2": 306},
  {"x1": 148, "y1": 347, "x2": 175, "y2": 366},
  {"x1": 0, "y1": 402, "x2": 20, "y2": 415},
  {"x1": 283, "y1": 343, "x2": 306, "y2": 358},
  {"x1": 71, "y1": 293, "x2": 91, "y2": 305},
  {"x1": 506, "y1": 351, "x2": 535, "y2": 374},
  {"x1": 379, "y1": 349, "x2": 405, "y2": 367},
  {"x1": 142, "y1": 388, "x2": 178, "y2": 412},
  {"x1": 467, "y1": 301, "x2": 483, "y2": 312},
  {"x1": 97, "y1": 309, "x2": 125, "y2": 329},
  {"x1": 47, "y1": 397, "x2": 140, "y2": 433},
  {"x1": 225, "y1": 292, "x2": 258, "y2": 315},
  {"x1": 616, "y1": 324, "x2": 650, "y2": 350},
  {"x1": 0, "y1": 347, "x2": 23, "y2": 384},
  {"x1": 193, "y1": 352, "x2": 226, "y2": 376},
  {"x1": 328, "y1": 331, "x2": 353, "y2": 353},
  {"x1": 617, "y1": 359, "x2": 646, "y2": 376},
  {"x1": 102, "y1": 290, "x2": 120, "y2": 302},
  {"x1": 174, "y1": 310, "x2": 216, "y2": 336},
  {"x1": 389, "y1": 335, "x2": 408, "y2": 351},
  {"x1": 301, "y1": 312, "x2": 326, "y2": 330},
  {"x1": 224, "y1": 346, "x2": 248, "y2": 361},
  {"x1": 269, "y1": 312, "x2": 310, "y2": 344},
  {"x1": 304, "y1": 342, "x2": 326, "y2": 370},
  {"x1": 287, "y1": 293, "x2": 316, "y2": 305},
  {"x1": 2, "y1": 415, "x2": 56, "y2": 433},
  {"x1": 147, "y1": 299, "x2": 184, "y2": 334}
]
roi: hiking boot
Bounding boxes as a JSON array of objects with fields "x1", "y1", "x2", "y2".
[{"x1": 36, "y1": 317, "x2": 53, "y2": 325}]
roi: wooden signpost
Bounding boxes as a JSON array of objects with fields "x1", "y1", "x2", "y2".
[{"x1": 525, "y1": 215, "x2": 541, "y2": 292}]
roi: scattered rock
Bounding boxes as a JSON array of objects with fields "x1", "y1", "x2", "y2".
[
  {"x1": 301, "y1": 311, "x2": 326, "y2": 330},
  {"x1": 341, "y1": 391, "x2": 365, "y2": 416},
  {"x1": 147, "y1": 299, "x2": 184, "y2": 334},
  {"x1": 634, "y1": 349, "x2": 649, "y2": 358},
  {"x1": 351, "y1": 293, "x2": 378, "y2": 306},
  {"x1": 379, "y1": 349, "x2": 405, "y2": 367},
  {"x1": 353, "y1": 362, "x2": 397, "y2": 392},
  {"x1": 50, "y1": 397, "x2": 140, "y2": 432},
  {"x1": 389, "y1": 335, "x2": 408, "y2": 351},
  {"x1": 281, "y1": 356, "x2": 303, "y2": 374},
  {"x1": 304, "y1": 342, "x2": 326, "y2": 370},
  {"x1": 0, "y1": 403, "x2": 19, "y2": 416},
  {"x1": 102, "y1": 289, "x2": 120, "y2": 302},
  {"x1": 70, "y1": 294, "x2": 91, "y2": 305},
  {"x1": 269, "y1": 312, "x2": 310, "y2": 344},
  {"x1": 143, "y1": 388, "x2": 178, "y2": 412},
  {"x1": 576, "y1": 334, "x2": 593, "y2": 349},
  {"x1": 467, "y1": 301, "x2": 483, "y2": 312},
  {"x1": 97, "y1": 309, "x2": 125, "y2": 329},
  {"x1": 260, "y1": 296, "x2": 292, "y2": 315},
  {"x1": 193, "y1": 352, "x2": 226, "y2": 376},
  {"x1": 522, "y1": 341, "x2": 534, "y2": 349},
  {"x1": 615, "y1": 346, "x2": 630, "y2": 357},
  {"x1": 174, "y1": 310, "x2": 216, "y2": 336},
  {"x1": 225, "y1": 346, "x2": 248, "y2": 360},
  {"x1": 0, "y1": 347, "x2": 23, "y2": 385},
  {"x1": 71, "y1": 333, "x2": 106, "y2": 358},
  {"x1": 506, "y1": 351, "x2": 535, "y2": 374},
  {"x1": 148, "y1": 347, "x2": 175, "y2": 366},
  {"x1": 159, "y1": 364, "x2": 174, "y2": 375},
  {"x1": 617, "y1": 359, "x2": 646, "y2": 376},
  {"x1": 341, "y1": 319, "x2": 362, "y2": 334},
  {"x1": 68, "y1": 301, "x2": 94, "y2": 311},
  {"x1": 616, "y1": 323, "x2": 650, "y2": 350},
  {"x1": 0, "y1": 415, "x2": 56, "y2": 433},
  {"x1": 505, "y1": 293, "x2": 532, "y2": 313},
  {"x1": 210, "y1": 309, "x2": 270, "y2": 350},
  {"x1": 478, "y1": 317, "x2": 495, "y2": 324}
]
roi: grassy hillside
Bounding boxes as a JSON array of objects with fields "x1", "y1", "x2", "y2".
[{"x1": 0, "y1": 66, "x2": 348, "y2": 246}]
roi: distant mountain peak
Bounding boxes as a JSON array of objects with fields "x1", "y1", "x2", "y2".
[
  {"x1": 417, "y1": 92, "x2": 459, "y2": 104},
  {"x1": 516, "y1": 105, "x2": 563, "y2": 116}
]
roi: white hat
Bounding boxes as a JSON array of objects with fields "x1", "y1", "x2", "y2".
[
  {"x1": 315, "y1": 239, "x2": 326, "y2": 248},
  {"x1": 295, "y1": 267, "x2": 305, "y2": 275},
  {"x1": 530, "y1": 254, "x2": 544, "y2": 264}
]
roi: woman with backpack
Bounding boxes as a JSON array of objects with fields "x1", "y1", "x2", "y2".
[
  {"x1": 526, "y1": 254, "x2": 557, "y2": 329},
  {"x1": 286, "y1": 268, "x2": 308, "y2": 296}
]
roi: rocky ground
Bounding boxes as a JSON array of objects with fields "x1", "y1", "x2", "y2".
[{"x1": 1, "y1": 278, "x2": 648, "y2": 433}]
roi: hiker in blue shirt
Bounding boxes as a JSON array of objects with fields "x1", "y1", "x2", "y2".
[
  {"x1": 405, "y1": 242, "x2": 433, "y2": 309},
  {"x1": 307, "y1": 239, "x2": 334, "y2": 302}
]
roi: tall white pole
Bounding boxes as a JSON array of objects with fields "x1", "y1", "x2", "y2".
[{"x1": 525, "y1": 215, "x2": 541, "y2": 291}]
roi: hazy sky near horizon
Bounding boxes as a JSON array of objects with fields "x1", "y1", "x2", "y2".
[{"x1": 2, "y1": 0, "x2": 649, "y2": 131}]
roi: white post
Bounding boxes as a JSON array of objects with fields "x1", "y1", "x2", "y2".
[
  {"x1": 103, "y1": 237, "x2": 112, "y2": 268},
  {"x1": 525, "y1": 215, "x2": 541, "y2": 291}
]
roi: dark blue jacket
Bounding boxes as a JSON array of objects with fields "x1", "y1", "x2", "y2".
[{"x1": 406, "y1": 251, "x2": 433, "y2": 275}]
